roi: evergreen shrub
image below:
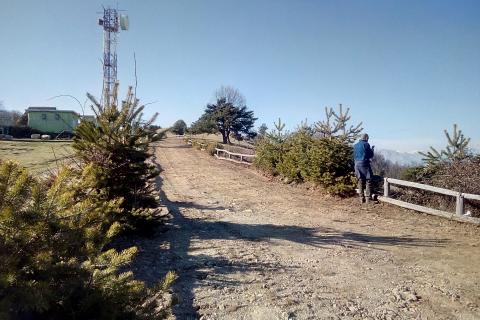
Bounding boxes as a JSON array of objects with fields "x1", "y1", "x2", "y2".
[
  {"x1": 205, "y1": 141, "x2": 221, "y2": 156},
  {"x1": 305, "y1": 137, "x2": 356, "y2": 196},
  {"x1": 253, "y1": 138, "x2": 283, "y2": 175},
  {"x1": 275, "y1": 129, "x2": 313, "y2": 182},
  {"x1": 0, "y1": 161, "x2": 175, "y2": 319},
  {"x1": 5, "y1": 126, "x2": 43, "y2": 138},
  {"x1": 73, "y1": 85, "x2": 163, "y2": 231},
  {"x1": 254, "y1": 127, "x2": 356, "y2": 196},
  {"x1": 395, "y1": 125, "x2": 480, "y2": 216}
]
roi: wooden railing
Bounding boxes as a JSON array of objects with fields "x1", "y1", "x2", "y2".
[
  {"x1": 214, "y1": 148, "x2": 255, "y2": 165},
  {"x1": 186, "y1": 139, "x2": 208, "y2": 149},
  {"x1": 380, "y1": 178, "x2": 480, "y2": 225}
]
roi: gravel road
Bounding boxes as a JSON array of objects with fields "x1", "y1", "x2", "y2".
[{"x1": 127, "y1": 137, "x2": 480, "y2": 319}]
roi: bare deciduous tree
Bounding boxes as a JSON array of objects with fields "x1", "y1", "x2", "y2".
[{"x1": 215, "y1": 86, "x2": 246, "y2": 108}]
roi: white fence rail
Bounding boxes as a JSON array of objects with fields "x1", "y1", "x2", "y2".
[
  {"x1": 214, "y1": 148, "x2": 255, "y2": 165},
  {"x1": 380, "y1": 178, "x2": 480, "y2": 225}
]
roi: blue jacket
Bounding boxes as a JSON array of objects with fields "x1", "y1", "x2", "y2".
[{"x1": 354, "y1": 140, "x2": 374, "y2": 162}]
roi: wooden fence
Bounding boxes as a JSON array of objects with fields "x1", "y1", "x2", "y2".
[
  {"x1": 187, "y1": 136, "x2": 479, "y2": 225},
  {"x1": 214, "y1": 148, "x2": 255, "y2": 165},
  {"x1": 379, "y1": 178, "x2": 480, "y2": 225}
]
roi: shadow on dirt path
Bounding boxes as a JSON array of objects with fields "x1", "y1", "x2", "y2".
[
  {"x1": 145, "y1": 171, "x2": 449, "y2": 319},
  {"x1": 137, "y1": 138, "x2": 480, "y2": 319}
]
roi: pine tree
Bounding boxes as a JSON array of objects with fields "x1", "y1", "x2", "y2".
[
  {"x1": 420, "y1": 124, "x2": 471, "y2": 165},
  {"x1": 191, "y1": 87, "x2": 257, "y2": 144},
  {"x1": 170, "y1": 119, "x2": 187, "y2": 135},
  {"x1": 314, "y1": 104, "x2": 363, "y2": 143},
  {"x1": 266, "y1": 118, "x2": 288, "y2": 143},
  {"x1": 0, "y1": 160, "x2": 175, "y2": 319},
  {"x1": 253, "y1": 118, "x2": 289, "y2": 174},
  {"x1": 73, "y1": 84, "x2": 164, "y2": 230},
  {"x1": 257, "y1": 123, "x2": 268, "y2": 138}
]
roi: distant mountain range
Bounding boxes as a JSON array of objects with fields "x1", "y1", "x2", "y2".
[{"x1": 376, "y1": 149, "x2": 423, "y2": 166}]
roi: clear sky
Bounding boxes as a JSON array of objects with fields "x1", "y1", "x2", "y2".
[{"x1": 0, "y1": 0, "x2": 479, "y2": 152}]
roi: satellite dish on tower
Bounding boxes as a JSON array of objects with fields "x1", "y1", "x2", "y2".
[{"x1": 120, "y1": 14, "x2": 129, "y2": 30}]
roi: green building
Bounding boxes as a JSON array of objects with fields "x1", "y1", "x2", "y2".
[{"x1": 27, "y1": 107, "x2": 80, "y2": 134}]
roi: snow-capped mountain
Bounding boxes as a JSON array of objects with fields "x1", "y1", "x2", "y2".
[{"x1": 376, "y1": 149, "x2": 423, "y2": 166}]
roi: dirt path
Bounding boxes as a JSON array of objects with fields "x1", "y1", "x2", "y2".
[{"x1": 129, "y1": 137, "x2": 479, "y2": 319}]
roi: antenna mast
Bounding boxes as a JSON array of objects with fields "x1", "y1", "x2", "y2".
[{"x1": 98, "y1": 7, "x2": 129, "y2": 106}]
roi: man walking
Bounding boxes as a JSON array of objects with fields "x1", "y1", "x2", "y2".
[{"x1": 354, "y1": 133, "x2": 374, "y2": 203}]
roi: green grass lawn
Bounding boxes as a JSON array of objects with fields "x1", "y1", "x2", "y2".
[{"x1": 0, "y1": 140, "x2": 73, "y2": 173}]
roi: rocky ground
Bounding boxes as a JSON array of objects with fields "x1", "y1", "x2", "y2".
[{"x1": 125, "y1": 137, "x2": 479, "y2": 319}]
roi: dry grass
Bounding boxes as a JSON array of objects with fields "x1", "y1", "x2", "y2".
[
  {"x1": 184, "y1": 133, "x2": 255, "y2": 150},
  {"x1": 0, "y1": 140, "x2": 73, "y2": 173}
]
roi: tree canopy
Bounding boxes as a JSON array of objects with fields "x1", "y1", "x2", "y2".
[
  {"x1": 171, "y1": 119, "x2": 187, "y2": 135},
  {"x1": 190, "y1": 87, "x2": 257, "y2": 144},
  {"x1": 257, "y1": 123, "x2": 268, "y2": 138}
]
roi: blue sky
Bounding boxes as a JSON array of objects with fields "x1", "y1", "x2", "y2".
[{"x1": 0, "y1": 0, "x2": 479, "y2": 152}]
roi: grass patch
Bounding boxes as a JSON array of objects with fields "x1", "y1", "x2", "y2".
[{"x1": 0, "y1": 140, "x2": 73, "y2": 173}]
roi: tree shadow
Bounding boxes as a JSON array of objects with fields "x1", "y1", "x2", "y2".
[
  {"x1": 155, "y1": 142, "x2": 192, "y2": 150},
  {"x1": 124, "y1": 155, "x2": 449, "y2": 318}
]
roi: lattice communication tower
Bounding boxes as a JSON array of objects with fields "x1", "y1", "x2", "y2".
[{"x1": 98, "y1": 7, "x2": 129, "y2": 106}]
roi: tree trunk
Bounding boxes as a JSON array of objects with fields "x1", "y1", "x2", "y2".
[
  {"x1": 225, "y1": 129, "x2": 231, "y2": 144},
  {"x1": 221, "y1": 131, "x2": 228, "y2": 144}
]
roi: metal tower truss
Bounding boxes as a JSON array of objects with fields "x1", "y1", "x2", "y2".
[{"x1": 99, "y1": 7, "x2": 119, "y2": 106}]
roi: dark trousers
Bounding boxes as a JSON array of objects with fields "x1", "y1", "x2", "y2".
[
  {"x1": 355, "y1": 161, "x2": 373, "y2": 199},
  {"x1": 358, "y1": 179, "x2": 372, "y2": 199}
]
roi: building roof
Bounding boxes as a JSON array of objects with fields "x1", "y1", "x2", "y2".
[
  {"x1": 27, "y1": 106, "x2": 57, "y2": 111},
  {"x1": 26, "y1": 107, "x2": 79, "y2": 116}
]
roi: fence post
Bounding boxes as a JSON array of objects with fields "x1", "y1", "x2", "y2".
[
  {"x1": 456, "y1": 193, "x2": 464, "y2": 216},
  {"x1": 384, "y1": 178, "x2": 390, "y2": 197}
]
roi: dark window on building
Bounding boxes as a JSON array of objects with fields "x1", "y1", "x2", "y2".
[
  {"x1": 55, "y1": 113, "x2": 60, "y2": 120},
  {"x1": 41, "y1": 114, "x2": 47, "y2": 120}
]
